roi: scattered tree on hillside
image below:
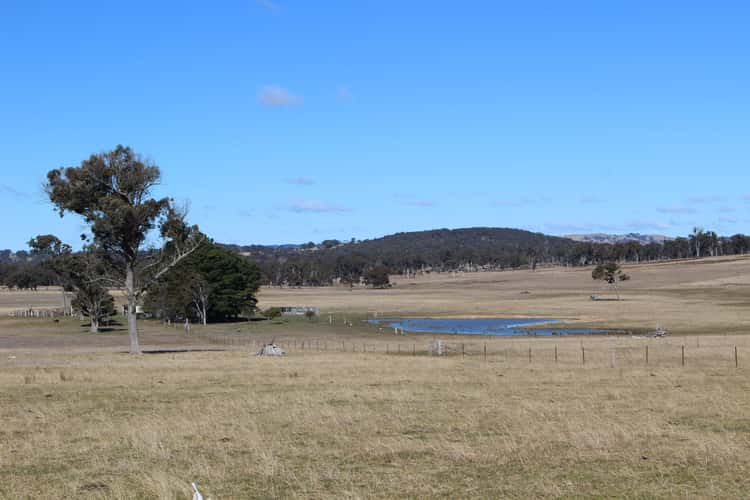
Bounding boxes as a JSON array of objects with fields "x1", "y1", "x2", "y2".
[
  {"x1": 364, "y1": 265, "x2": 391, "y2": 288},
  {"x1": 45, "y1": 145, "x2": 204, "y2": 353},
  {"x1": 591, "y1": 262, "x2": 631, "y2": 300}
]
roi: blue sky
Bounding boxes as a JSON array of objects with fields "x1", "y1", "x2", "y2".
[{"x1": 1, "y1": 1, "x2": 749, "y2": 250}]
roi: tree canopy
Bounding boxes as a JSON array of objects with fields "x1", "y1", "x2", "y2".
[
  {"x1": 592, "y1": 262, "x2": 631, "y2": 300},
  {"x1": 45, "y1": 145, "x2": 203, "y2": 353},
  {"x1": 144, "y1": 242, "x2": 261, "y2": 323}
]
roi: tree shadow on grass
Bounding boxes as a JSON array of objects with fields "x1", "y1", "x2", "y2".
[{"x1": 137, "y1": 348, "x2": 230, "y2": 354}]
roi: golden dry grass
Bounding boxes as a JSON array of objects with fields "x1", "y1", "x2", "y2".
[
  {"x1": 259, "y1": 255, "x2": 750, "y2": 335},
  {"x1": 3, "y1": 256, "x2": 750, "y2": 498},
  {"x1": 2, "y1": 343, "x2": 750, "y2": 499}
]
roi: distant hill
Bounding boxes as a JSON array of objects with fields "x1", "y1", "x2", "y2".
[
  {"x1": 565, "y1": 233, "x2": 672, "y2": 245},
  {"x1": 220, "y1": 227, "x2": 644, "y2": 286}
]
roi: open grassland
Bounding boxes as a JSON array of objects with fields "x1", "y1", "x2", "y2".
[
  {"x1": 259, "y1": 255, "x2": 750, "y2": 335},
  {"x1": 3, "y1": 255, "x2": 750, "y2": 498},
  {"x1": 2, "y1": 332, "x2": 750, "y2": 498}
]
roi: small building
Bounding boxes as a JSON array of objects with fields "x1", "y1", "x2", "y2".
[{"x1": 280, "y1": 306, "x2": 320, "y2": 317}]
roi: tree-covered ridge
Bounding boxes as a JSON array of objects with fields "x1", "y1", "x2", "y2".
[
  {"x1": 4, "y1": 227, "x2": 750, "y2": 291},
  {"x1": 222, "y1": 227, "x2": 750, "y2": 287}
]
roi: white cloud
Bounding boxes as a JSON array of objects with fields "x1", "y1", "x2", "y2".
[
  {"x1": 579, "y1": 195, "x2": 605, "y2": 204},
  {"x1": 286, "y1": 176, "x2": 315, "y2": 186},
  {"x1": 492, "y1": 196, "x2": 551, "y2": 208},
  {"x1": 258, "y1": 85, "x2": 301, "y2": 107},
  {"x1": 687, "y1": 195, "x2": 726, "y2": 204},
  {"x1": 657, "y1": 205, "x2": 696, "y2": 214},
  {"x1": 255, "y1": 0, "x2": 279, "y2": 12},
  {"x1": 625, "y1": 220, "x2": 672, "y2": 231},
  {"x1": 393, "y1": 193, "x2": 437, "y2": 208},
  {"x1": 289, "y1": 199, "x2": 351, "y2": 214},
  {"x1": 718, "y1": 216, "x2": 738, "y2": 224},
  {"x1": 337, "y1": 86, "x2": 353, "y2": 100}
]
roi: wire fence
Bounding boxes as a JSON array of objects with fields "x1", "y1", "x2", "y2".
[{"x1": 190, "y1": 331, "x2": 747, "y2": 369}]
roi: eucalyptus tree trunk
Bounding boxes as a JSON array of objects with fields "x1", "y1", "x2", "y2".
[
  {"x1": 126, "y1": 265, "x2": 140, "y2": 354},
  {"x1": 90, "y1": 318, "x2": 99, "y2": 333}
]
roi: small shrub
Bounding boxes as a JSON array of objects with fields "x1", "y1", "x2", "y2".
[{"x1": 264, "y1": 307, "x2": 282, "y2": 319}]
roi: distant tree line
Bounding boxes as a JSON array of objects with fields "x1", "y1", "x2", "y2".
[
  {"x1": 221, "y1": 227, "x2": 750, "y2": 287},
  {"x1": 4, "y1": 227, "x2": 750, "y2": 294}
]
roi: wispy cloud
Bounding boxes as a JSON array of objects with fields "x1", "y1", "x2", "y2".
[
  {"x1": 492, "y1": 196, "x2": 547, "y2": 208},
  {"x1": 394, "y1": 193, "x2": 437, "y2": 208},
  {"x1": 718, "y1": 205, "x2": 736, "y2": 213},
  {"x1": 687, "y1": 195, "x2": 726, "y2": 204},
  {"x1": 579, "y1": 195, "x2": 605, "y2": 204},
  {"x1": 337, "y1": 86, "x2": 353, "y2": 100},
  {"x1": 255, "y1": 0, "x2": 279, "y2": 13},
  {"x1": 0, "y1": 184, "x2": 31, "y2": 200},
  {"x1": 286, "y1": 176, "x2": 315, "y2": 186},
  {"x1": 718, "y1": 216, "x2": 738, "y2": 224},
  {"x1": 657, "y1": 205, "x2": 696, "y2": 214},
  {"x1": 742, "y1": 194, "x2": 750, "y2": 201},
  {"x1": 626, "y1": 220, "x2": 672, "y2": 231},
  {"x1": 289, "y1": 199, "x2": 352, "y2": 214},
  {"x1": 258, "y1": 85, "x2": 301, "y2": 107},
  {"x1": 545, "y1": 223, "x2": 599, "y2": 233},
  {"x1": 237, "y1": 208, "x2": 254, "y2": 217}
]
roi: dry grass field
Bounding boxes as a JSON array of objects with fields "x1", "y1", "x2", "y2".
[
  {"x1": 260, "y1": 255, "x2": 750, "y2": 335},
  {"x1": 2, "y1": 255, "x2": 750, "y2": 498}
]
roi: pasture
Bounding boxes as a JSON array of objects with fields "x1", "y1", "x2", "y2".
[{"x1": 2, "y1": 255, "x2": 750, "y2": 498}]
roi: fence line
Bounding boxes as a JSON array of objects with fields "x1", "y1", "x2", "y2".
[{"x1": 192, "y1": 333, "x2": 746, "y2": 369}]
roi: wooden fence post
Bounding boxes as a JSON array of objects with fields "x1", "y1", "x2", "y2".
[
  {"x1": 554, "y1": 345, "x2": 558, "y2": 363},
  {"x1": 582, "y1": 346, "x2": 585, "y2": 365},
  {"x1": 484, "y1": 343, "x2": 487, "y2": 361},
  {"x1": 646, "y1": 345, "x2": 649, "y2": 365},
  {"x1": 681, "y1": 345, "x2": 685, "y2": 367},
  {"x1": 462, "y1": 343, "x2": 465, "y2": 359},
  {"x1": 735, "y1": 346, "x2": 738, "y2": 368},
  {"x1": 528, "y1": 346, "x2": 531, "y2": 363}
]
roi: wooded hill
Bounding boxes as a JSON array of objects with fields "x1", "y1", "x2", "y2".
[
  {"x1": 222, "y1": 227, "x2": 750, "y2": 287},
  {"x1": 4, "y1": 227, "x2": 750, "y2": 290}
]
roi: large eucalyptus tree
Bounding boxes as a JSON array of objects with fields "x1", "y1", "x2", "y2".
[{"x1": 45, "y1": 145, "x2": 203, "y2": 353}]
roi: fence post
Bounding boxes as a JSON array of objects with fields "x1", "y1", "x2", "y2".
[
  {"x1": 646, "y1": 345, "x2": 649, "y2": 365},
  {"x1": 582, "y1": 346, "x2": 585, "y2": 365},
  {"x1": 484, "y1": 343, "x2": 487, "y2": 361},
  {"x1": 413, "y1": 344, "x2": 416, "y2": 356},
  {"x1": 681, "y1": 345, "x2": 685, "y2": 367},
  {"x1": 462, "y1": 343, "x2": 465, "y2": 359},
  {"x1": 554, "y1": 345, "x2": 558, "y2": 363},
  {"x1": 528, "y1": 346, "x2": 531, "y2": 363},
  {"x1": 735, "y1": 346, "x2": 738, "y2": 368}
]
